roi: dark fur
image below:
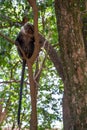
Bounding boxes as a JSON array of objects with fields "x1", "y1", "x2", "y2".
[{"x1": 15, "y1": 23, "x2": 35, "y2": 59}]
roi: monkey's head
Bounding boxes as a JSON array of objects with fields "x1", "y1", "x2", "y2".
[
  {"x1": 15, "y1": 23, "x2": 35, "y2": 59},
  {"x1": 21, "y1": 23, "x2": 34, "y2": 37}
]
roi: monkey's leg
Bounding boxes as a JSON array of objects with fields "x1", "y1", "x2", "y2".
[{"x1": 18, "y1": 60, "x2": 26, "y2": 127}]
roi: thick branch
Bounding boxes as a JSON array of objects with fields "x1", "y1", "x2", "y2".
[
  {"x1": 28, "y1": 0, "x2": 36, "y2": 7},
  {"x1": 27, "y1": 1, "x2": 38, "y2": 130},
  {"x1": 27, "y1": 61, "x2": 37, "y2": 130},
  {"x1": 45, "y1": 41, "x2": 64, "y2": 80}
]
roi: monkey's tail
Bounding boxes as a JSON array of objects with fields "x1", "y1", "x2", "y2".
[{"x1": 17, "y1": 60, "x2": 26, "y2": 127}]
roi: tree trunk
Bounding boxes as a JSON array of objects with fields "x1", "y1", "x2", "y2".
[{"x1": 55, "y1": 0, "x2": 87, "y2": 130}]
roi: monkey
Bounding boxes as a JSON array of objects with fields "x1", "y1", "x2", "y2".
[
  {"x1": 15, "y1": 23, "x2": 35, "y2": 127},
  {"x1": 16, "y1": 23, "x2": 35, "y2": 59}
]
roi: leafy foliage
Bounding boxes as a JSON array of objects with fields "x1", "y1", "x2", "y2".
[{"x1": 0, "y1": 0, "x2": 63, "y2": 129}]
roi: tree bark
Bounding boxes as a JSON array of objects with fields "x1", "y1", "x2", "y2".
[
  {"x1": 55, "y1": 0, "x2": 87, "y2": 130},
  {"x1": 27, "y1": 1, "x2": 39, "y2": 129},
  {"x1": 27, "y1": 62, "x2": 37, "y2": 130}
]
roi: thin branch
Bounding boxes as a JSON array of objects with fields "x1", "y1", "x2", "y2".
[
  {"x1": 34, "y1": 54, "x2": 47, "y2": 81},
  {"x1": 0, "y1": 80, "x2": 29, "y2": 85},
  {"x1": 0, "y1": 22, "x2": 21, "y2": 29},
  {"x1": 0, "y1": 32, "x2": 15, "y2": 44},
  {"x1": 0, "y1": 98, "x2": 10, "y2": 124}
]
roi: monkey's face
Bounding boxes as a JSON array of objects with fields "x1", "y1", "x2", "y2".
[
  {"x1": 21, "y1": 23, "x2": 34, "y2": 37},
  {"x1": 24, "y1": 23, "x2": 34, "y2": 34}
]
